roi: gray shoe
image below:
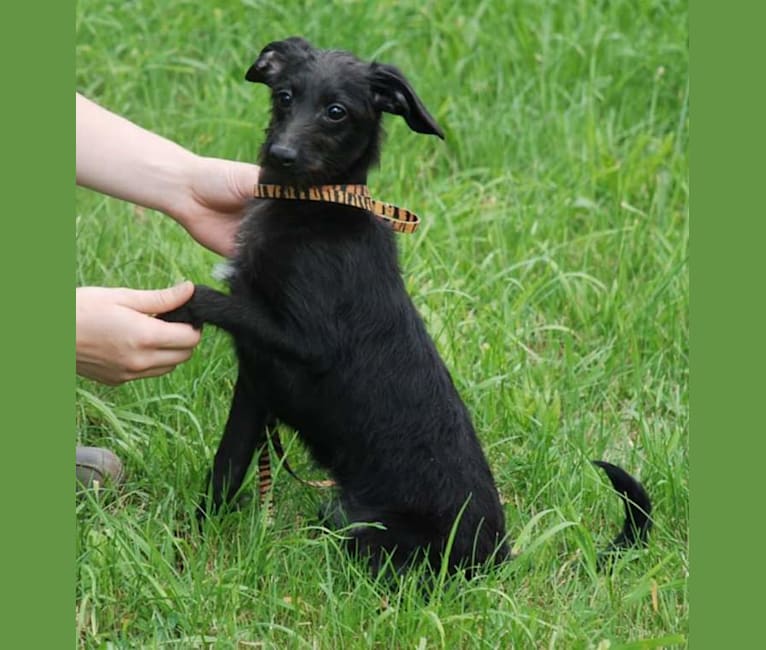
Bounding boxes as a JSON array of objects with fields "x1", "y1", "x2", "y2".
[{"x1": 76, "y1": 446, "x2": 124, "y2": 490}]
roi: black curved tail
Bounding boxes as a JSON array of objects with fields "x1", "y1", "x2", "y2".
[{"x1": 592, "y1": 460, "x2": 652, "y2": 554}]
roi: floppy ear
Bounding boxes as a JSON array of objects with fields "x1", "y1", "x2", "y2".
[
  {"x1": 245, "y1": 37, "x2": 313, "y2": 85},
  {"x1": 369, "y1": 62, "x2": 444, "y2": 139}
]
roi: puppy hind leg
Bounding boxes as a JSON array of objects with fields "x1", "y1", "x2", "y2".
[
  {"x1": 317, "y1": 496, "x2": 349, "y2": 530},
  {"x1": 346, "y1": 513, "x2": 433, "y2": 580}
]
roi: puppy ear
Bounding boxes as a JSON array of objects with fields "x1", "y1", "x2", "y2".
[
  {"x1": 369, "y1": 63, "x2": 444, "y2": 139},
  {"x1": 245, "y1": 37, "x2": 313, "y2": 85}
]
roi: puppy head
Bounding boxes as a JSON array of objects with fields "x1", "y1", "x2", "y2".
[
  {"x1": 245, "y1": 37, "x2": 444, "y2": 185},
  {"x1": 245, "y1": 37, "x2": 314, "y2": 85}
]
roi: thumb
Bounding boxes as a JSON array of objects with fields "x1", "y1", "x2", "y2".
[
  {"x1": 117, "y1": 281, "x2": 195, "y2": 315},
  {"x1": 228, "y1": 161, "x2": 261, "y2": 200}
]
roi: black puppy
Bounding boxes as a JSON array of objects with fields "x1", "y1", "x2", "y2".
[{"x1": 162, "y1": 37, "x2": 651, "y2": 575}]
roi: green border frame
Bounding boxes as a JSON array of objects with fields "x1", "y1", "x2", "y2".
[
  {"x1": 9, "y1": 0, "x2": 762, "y2": 646},
  {"x1": 2, "y1": 2, "x2": 72, "y2": 647},
  {"x1": 690, "y1": 2, "x2": 763, "y2": 648}
]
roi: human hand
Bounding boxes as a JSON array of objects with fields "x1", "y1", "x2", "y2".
[
  {"x1": 76, "y1": 282, "x2": 202, "y2": 385},
  {"x1": 168, "y1": 156, "x2": 260, "y2": 257},
  {"x1": 76, "y1": 94, "x2": 259, "y2": 258}
]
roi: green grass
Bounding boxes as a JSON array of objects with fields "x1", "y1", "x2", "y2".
[{"x1": 76, "y1": 0, "x2": 688, "y2": 647}]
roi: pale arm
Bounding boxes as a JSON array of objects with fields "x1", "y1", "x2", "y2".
[
  {"x1": 75, "y1": 93, "x2": 260, "y2": 256},
  {"x1": 75, "y1": 94, "x2": 261, "y2": 384}
]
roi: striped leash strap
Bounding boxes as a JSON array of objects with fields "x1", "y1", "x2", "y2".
[
  {"x1": 253, "y1": 183, "x2": 421, "y2": 234},
  {"x1": 257, "y1": 430, "x2": 336, "y2": 518},
  {"x1": 256, "y1": 446, "x2": 275, "y2": 523},
  {"x1": 269, "y1": 430, "x2": 336, "y2": 489}
]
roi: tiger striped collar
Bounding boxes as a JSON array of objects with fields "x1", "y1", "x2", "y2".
[{"x1": 252, "y1": 183, "x2": 420, "y2": 234}]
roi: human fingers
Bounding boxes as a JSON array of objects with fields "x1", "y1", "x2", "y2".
[
  {"x1": 126, "y1": 347, "x2": 195, "y2": 373},
  {"x1": 225, "y1": 160, "x2": 261, "y2": 203},
  {"x1": 116, "y1": 281, "x2": 195, "y2": 315},
  {"x1": 144, "y1": 317, "x2": 202, "y2": 350}
]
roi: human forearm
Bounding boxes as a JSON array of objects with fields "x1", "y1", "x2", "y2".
[
  {"x1": 75, "y1": 92, "x2": 197, "y2": 219},
  {"x1": 76, "y1": 92, "x2": 260, "y2": 256}
]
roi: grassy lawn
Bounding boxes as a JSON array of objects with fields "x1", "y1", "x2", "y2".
[{"x1": 76, "y1": 0, "x2": 688, "y2": 647}]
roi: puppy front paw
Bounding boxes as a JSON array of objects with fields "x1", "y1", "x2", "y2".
[{"x1": 157, "y1": 302, "x2": 203, "y2": 330}]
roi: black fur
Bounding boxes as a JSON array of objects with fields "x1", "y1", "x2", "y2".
[
  {"x1": 592, "y1": 461, "x2": 653, "y2": 557},
  {"x1": 161, "y1": 38, "x2": 651, "y2": 576}
]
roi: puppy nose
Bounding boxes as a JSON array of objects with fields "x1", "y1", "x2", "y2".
[{"x1": 269, "y1": 144, "x2": 298, "y2": 167}]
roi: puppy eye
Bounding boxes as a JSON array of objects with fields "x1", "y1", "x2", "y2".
[
  {"x1": 275, "y1": 90, "x2": 292, "y2": 107},
  {"x1": 326, "y1": 104, "x2": 347, "y2": 121}
]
